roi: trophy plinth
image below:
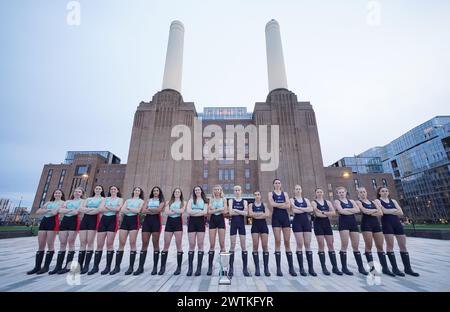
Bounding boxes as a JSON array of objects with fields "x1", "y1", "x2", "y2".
[{"x1": 218, "y1": 252, "x2": 231, "y2": 285}]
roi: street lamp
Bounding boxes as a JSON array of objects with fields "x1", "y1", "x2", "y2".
[{"x1": 81, "y1": 174, "x2": 89, "y2": 190}]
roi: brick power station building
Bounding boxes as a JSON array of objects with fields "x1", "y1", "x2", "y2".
[{"x1": 32, "y1": 20, "x2": 396, "y2": 216}]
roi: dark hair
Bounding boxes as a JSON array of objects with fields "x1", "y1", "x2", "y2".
[
  {"x1": 70, "y1": 187, "x2": 85, "y2": 200},
  {"x1": 273, "y1": 178, "x2": 281, "y2": 185},
  {"x1": 376, "y1": 186, "x2": 389, "y2": 199},
  {"x1": 50, "y1": 189, "x2": 66, "y2": 201},
  {"x1": 169, "y1": 187, "x2": 184, "y2": 207},
  {"x1": 192, "y1": 186, "x2": 208, "y2": 205},
  {"x1": 91, "y1": 185, "x2": 105, "y2": 197},
  {"x1": 149, "y1": 186, "x2": 165, "y2": 202},
  {"x1": 108, "y1": 185, "x2": 122, "y2": 198},
  {"x1": 131, "y1": 187, "x2": 144, "y2": 200}
]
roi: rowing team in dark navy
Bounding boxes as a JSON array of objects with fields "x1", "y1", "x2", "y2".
[{"x1": 27, "y1": 179, "x2": 419, "y2": 278}]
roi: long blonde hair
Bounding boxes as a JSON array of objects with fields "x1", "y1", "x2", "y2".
[{"x1": 212, "y1": 185, "x2": 224, "y2": 199}]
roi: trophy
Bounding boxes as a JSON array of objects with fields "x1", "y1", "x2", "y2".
[{"x1": 218, "y1": 252, "x2": 231, "y2": 285}]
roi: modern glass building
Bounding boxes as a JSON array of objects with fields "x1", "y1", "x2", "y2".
[
  {"x1": 358, "y1": 116, "x2": 450, "y2": 222},
  {"x1": 330, "y1": 156, "x2": 384, "y2": 174},
  {"x1": 198, "y1": 107, "x2": 253, "y2": 120}
]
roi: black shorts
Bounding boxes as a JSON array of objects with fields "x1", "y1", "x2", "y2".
[
  {"x1": 59, "y1": 216, "x2": 80, "y2": 231},
  {"x1": 97, "y1": 215, "x2": 118, "y2": 233},
  {"x1": 209, "y1": 214, "x2": 225, "y2": 229},
  {"x1": 272, "y1": 208, "x2": 290, "y2": 228},
  {"x1": 120, "y1": 215, "x2": 140, "y2": 231},
  {"x1": 230, "y1": 215, "x2": 246, "y2": 236},
  {"x1": 79, "y1": 214, "x2": 100, "y2": 231},
  {"x1": 292, "y1": 213, "x2": 312, "y2": 233},
  {"x1": 338, "y1": 215, "x2": 359, "y2": 232},
  {"x1": 39, "y1": 215, "x2": 59, "y2": 232},
  {"x1": 313, "y1": 217, "x2": 333, "y2": 236},
  {"x1": 251, "y1": 219, "x2": 269, "y2": 234},
  {"x1": 361, "y1": 215, "x2": 382, "y2": 233},
  {"x1": 188, "y1": 216, "x2": 205, "y2": 233},
  {"x1": 142, "y1": 214, "x2": 162, "y2": 233},
  {"x1": 381, "y1": 215, "x2": 405, "y2": 235},
  {"x1": 165, "y1": 217, "x2": 183, "y2": 232}
]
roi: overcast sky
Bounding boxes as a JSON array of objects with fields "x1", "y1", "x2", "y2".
[{"x1": 1, "y1": 0, "x2": 449, "y2": 209}]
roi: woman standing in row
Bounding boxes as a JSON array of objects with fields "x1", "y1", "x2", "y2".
[
  {"x1": 228, "y1": 185, "x2": 250, "y2": 277},
  {"x1": 158, "y1": 188, "x2": 186, "y2": 275},
  {"x1": 268, "y1": 179, "x2": 296, "y2": 277},
  {"x1": 356, "y1": 187, "x2": 395, "y2": 276},
  {"x1": 79, "y1": 185, "x2": 104, "y2": 275},
  {"x1": 311, "y1": 188, "x2": 342, "y2": 276},
  {"x1": 334, "y1": 186, "x2": 368, "y2": 276},
  {"x1": 290, "y1": 185, "x2": 316, "y2": 277},
  {"x1": 186, "y1": 186, "x2": 208, "y2": 276},
  {"x1": 248, "y1": 190, "x2": 270, "y2": 277},
  {"x1": 110, "y1": 187, "x2": 144, "y2": 275},
  {"x1": 207, "y1": 185, "x2": 227, "y2": 275},
  {"x1": 49, "y1": 187, "x2": 83, "y2": 275},
  {"x1": 27, "y1": 189, "x2": 65, "y2": 275},
  {"x1": 94, "y1": 186, "x2": 123, "y2": 275},
  {"x1": 375, "y1": 187, "x2": 419, "y2": 277},
  {"x1": 139, "y1": 186, "x2": 165, "y2": 275}
]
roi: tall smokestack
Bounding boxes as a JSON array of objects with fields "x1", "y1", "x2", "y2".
[
  {"x1": 162, "y1": 20, "x2": 184, "y2": 93},
  {"x1": 265, "y1": 19, "x2": 288, "y2": 92}
]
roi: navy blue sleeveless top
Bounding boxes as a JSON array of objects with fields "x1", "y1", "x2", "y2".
[
  {"x1": 314, "y1": 200, "x2": 330, "y2": 212},
  {"x1": 232, "y1": 199, "x2": 244, "y2": 211},
  {"x1": 272, "y1": 191, "x2": 285, "y2": 204},
  {"x1": 252, "y1": 202, "x2": 265, "y2": 213},
  {"x1": 294, "y1": 198, "x2": 307, "y2": 208},
  {"x1": 379, "y1": 199, "x2": 396, "y2": 209},
  {"x1": 359, "y1": 200, "x2": 376, "y2": 209},
  {"x1": 339, "y1": 199, "x2": 353, "y2": 209}
]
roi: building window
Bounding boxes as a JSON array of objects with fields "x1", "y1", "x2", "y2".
[
  {"x1": 354, "y1": 179, "x2": 359, "y2": 190},
  {"x1": 203, "y1": 169, "x2": 208, "y2": 179},
  {"x1": 371, "y1": 179, "x2": 377, "y2": 190},
  {"x1": 382, "y1": 179, "x2": 388, "y2": 187},
  {"x1": 219, "y1": 169, "x2": 223, "y2": 181},
  {"x1": 57, "y1": 169, "x2": 66, "y2": 189},
  {"x1": 230, "y1": 169, "x2": 234, "y2": 180},
  {"x1": 224, "y1": 184, "x2": 230, "y2": 190},
  {"x1": 75, "y1": 165, "x2": 89, "y2": 176},
  {"x1": 224, "y1": 170, "x2": 229, "y2": 180},
  {"x1": 245, "y1": 183, "x2": 251, "y2": 191},
  {"x1": 245, "y1": 169, "x2": 250, "y2": 179},
  {"x1": 202, "y1": 184, "x2": 208, "y2": 191}
]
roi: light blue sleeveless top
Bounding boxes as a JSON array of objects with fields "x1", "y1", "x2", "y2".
[
  {"x1": 211, "y1": 198, "x2": 224, "y2": 215},
  {"x1": 147, "y1": 198, "x2": 160, "y2": 209},
  {"x1": 45, "y1": 201, "x2": 63, "y2": 218},
  {"x1": 191, "y1": 199, "x2": 205, "y2": 211},
  {"x1": 168, "y1": 201, "x2": 182, "y2": 218},
  {"x1": 86, "y1": 197, "x2": 103, "y2": 208},
  {"x1": 64, "y1": 199, "x2": 81, "y2": 217},
  {"x1": 124, "y1": 198, "x2": 142, "y2": 216},
  {"x1": 104, "y1": 197, "x2": 121, "y2": 217}
]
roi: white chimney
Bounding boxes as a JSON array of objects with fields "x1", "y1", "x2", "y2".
[
  {"x1": 162, "y1": 20, "x2": 184, "y2": 93},
  {"x1": 265, "y1": 19, "x2": 288, "y2": 92}
]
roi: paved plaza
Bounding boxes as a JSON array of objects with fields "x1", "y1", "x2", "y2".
[{"x1": 0, "y1": 226, "x2": 449, "y2": 292}]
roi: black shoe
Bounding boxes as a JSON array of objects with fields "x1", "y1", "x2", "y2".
[
  {"x1": 328, "y1": 251, "x2": 342, "y2": 276},
  {"x1": 101, "y1": 250, "x2": 114, "y2": 275},
  {"x1": 49, "y1": 251, "x2": 65, "y2": 275},
  {"x1": 110, "y1": 250, "x2": 123, "y2": 275},
  {"x1": 339, "y1": 251, "x2": 353, "y2": 276},
  {"x1": 275, "y1": 252, "x2": 283, "y2": 276},
  {"x1": 195, "y1": 251, "x2": 204, "y2": 276},
  {"x1": 400, "y1": 252, "x2": 420, "y2": 277},
  {"x1": 27, "y1": 251, "x2": 45, "y2": 275},
  {"x1": 263, "y1": 252, "x2": 271, "y2": 277},
  {"x1": 387, "y1": 252, "x2": 405, "y2": 277},
  {"x1": 228, "y1": 251, "x2": 235, "y2": 277},
  {"x1": 286, "y1": 252, "x2": 297, "y2": 276},
  {"x1": 37, "y1": 251, "x2": 54, "y2": 275},
  {"x1": 133, "y1": 250, "x2": 147, "y2": 276},
  {"x1": 174, "y1": 251, "x2": 183, "y2": 275},
  {"x1": 79, "y1": 250, "x2": 92, "y2": 275},
  {"x1": 59, "y1": 250, "x2": 76, "y2": 274},
  {"x1": 207, "y1": 251, "x2": 214, "y2": 276},
  {"x1": 242, "y1": 251, "x2": 251, "y2": 277},
  {"x1": 159, "y1": 251, "x2": 168, "y2": 275},
  {"x1": 253, "y1": 252, "x2": 260, "y2": 276},
  {"x1": 151, "y1": 251, "x2": 160, "y2": 275},
  {"x1": 376, "y1": 252, "x2": 395, "y2": 277},
  {"x1": 296, "y1": 251, "x2": 307, "y2": 276},
  {"x1": 125, "y1": 251, "x2": 137, "y2": 275},
  {"x1": 318, "y1": 252, "x2": 330, "y2": 276},
  {"x1": 77, "y1": 250, "x2": 86, "y2": 273},
  {"x1": 306, "y1": 251, "x2": 317, "y2": 277},
  {"x1": 88, "y1": 251, "x2": 103, "y2": 275},
  {"x1": 354, "y1": 251, "x2": 368, "y2": 275},
  {"x1": 186, "y1": 251, "x2": 194, "y2": 276}
]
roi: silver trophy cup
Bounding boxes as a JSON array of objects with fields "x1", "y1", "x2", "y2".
[{"x1": 218, "y1": 252, "x2": 231, "y2": 285}]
